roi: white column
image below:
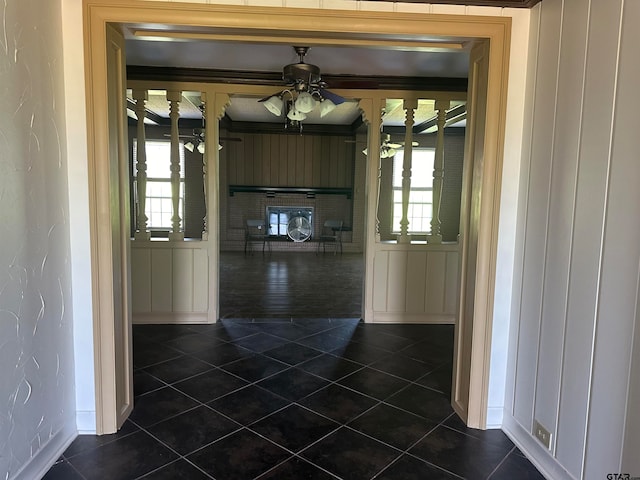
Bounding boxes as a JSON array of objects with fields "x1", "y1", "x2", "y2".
[
  {"x1": 397, "y1": 98, "x2": 417, "y2": 244},
  {"x1": 427, "y1": 99, "x2": 450, "y2": 244},
  {"x1": 167, "y1": 90, "x2": 184, "y2": 241},
  {"x1": 133, "y1": 89, "x2": 150, "y2": 240}
]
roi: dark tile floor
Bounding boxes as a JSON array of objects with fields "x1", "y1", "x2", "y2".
[{"x1": 45, "y1": 319, "x2": 544, "y2": 480}]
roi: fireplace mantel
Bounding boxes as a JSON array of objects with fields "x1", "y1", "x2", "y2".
[{"x1": 228, "y1": 185, "x2": 352, "y2": 199}]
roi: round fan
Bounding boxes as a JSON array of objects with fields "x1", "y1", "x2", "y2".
[{"x1": 286, "y1": 216, "x2": 312, "y2": 242}]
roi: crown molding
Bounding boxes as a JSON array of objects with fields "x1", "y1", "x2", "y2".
[{"x1": 369, "y1": 0, "x2": 542, "y2": 7}]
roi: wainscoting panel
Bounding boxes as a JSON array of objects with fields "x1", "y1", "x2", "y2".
[
  {"x1": 406, "y1": 251, "x2": 428, "y2": 313},
  {"x1": 131, "y1": 247, "x2": 152, "y2": 313},
  {"x1": 172, "y1": 248, "x2": 194, "y2": 312},
  {"x1": 193, "y1": 248, "x2": 209, "y2": 312},
  {"x1": 131, "y1": 242, "x2": 209, "y2": 323},
  {"x1": 151, "y1": 248, "x2": 172, "y2": 312},
  {"x1": 372, "y1": 245, "x2": 460, "y2": 323}
]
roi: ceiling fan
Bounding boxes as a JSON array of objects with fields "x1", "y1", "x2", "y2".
[
  {"x1": 164, "y1": 129, "x2": 241, "y2": 153},
  {"x1": 361, "y1": 134, "x2": 419, "y2": 158},
  {"x1": 164, "y1": 104, "x2": 241, "y2": 153},
  {"x1": 259, "y1": 46, "x2": 346, "y2": 130}
]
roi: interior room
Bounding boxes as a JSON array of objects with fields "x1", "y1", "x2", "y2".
[{"x1": 4, "y1": 1, "x2": 639, "y2": 479}]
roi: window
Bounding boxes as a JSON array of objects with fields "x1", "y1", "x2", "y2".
[
  {"x1": 392, "y1": 148, "x2": 435, "y2": 234},
  {"x1": 133, "y1": 140, "x2": 185, "y2": 231}
]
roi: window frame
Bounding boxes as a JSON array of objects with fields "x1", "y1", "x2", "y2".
[{"x1": 132, "y1": 139, "x2": 186, "y2": 233}]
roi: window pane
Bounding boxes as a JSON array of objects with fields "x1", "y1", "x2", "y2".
[
  {"x1": 392, "y1": 149, "x2": 435, "y2": 188},
  {"x1": 133, "y1": 140, "x2": 185, "y2": 231},
  {"x1": 133, "y1": 140, "x2": 185, "y2": 178},
  {"x1": 391, "y1": 148, "x2": 435, "y2": 234},
  {"x1": 410, "y1": 190, "x2": 433, "y2": 203}
]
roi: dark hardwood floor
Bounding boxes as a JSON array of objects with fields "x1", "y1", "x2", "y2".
[{"x1": 219, "y1": 251, "x2": 365, "y2": 319}]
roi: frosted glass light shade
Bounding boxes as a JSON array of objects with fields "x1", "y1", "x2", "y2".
[
  {"x1": 287, "y1": 108, "x2": 307, "y2": 121},
  {"x1": 319, "y1": 99, "x2": 336, "y2": 117},
  {"x1": 381, "y1": 147, "x2": 397, "y2": 158},
  {"x1": 184, "y1": 141, "x2": 195, "y2": 152},
  {"x1": 295, "y1": 91, "x2": 316, "y2": 114},
  {"x1": 263, "y1": 95, "x2": 283, "y2": 116}
]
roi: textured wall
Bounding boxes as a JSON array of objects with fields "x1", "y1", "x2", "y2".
[{"x1": 0, "y1": 0, "x2": 75, "y2": 478}]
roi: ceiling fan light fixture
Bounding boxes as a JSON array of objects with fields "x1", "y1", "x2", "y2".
[
  {"x1": 258, "y1": 47, "x2": 346, "y2": 130},
  {"x1": 319, "y1": 98, "x2": 336, "y2": 117},
  {"x1": 184, "y1": 141, "x2": 195, "y2": 153},
  {"x1": 263, "y1": 95, "x2": 284, "y2": 116},
  {"x1": 197, "y1": 142, "x2": 206, "y2": 154}
]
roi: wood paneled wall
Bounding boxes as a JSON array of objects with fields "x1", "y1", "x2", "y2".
[
  {"x1": 504, "y1": 1, "x2": 640, "y2": 478},
  {"x1": 224, "y1": 132, "x2": 355, "y2": 189}
]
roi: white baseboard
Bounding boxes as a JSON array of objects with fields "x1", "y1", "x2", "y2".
[
  {"x1": 502, "y1": 412, "x2": 576, "y2": 480},
  {"x1": 486, "y1": 406, "x2": 504, "y2": 429},
  {"x1": 76, "y1": 410, "x2": 96, "y2": 434},
  {"x1": 133, "y1": 312, "x2": 209, "y2": 324},
  {"x1": 371, "y1": 313, "x2": 455, "y2": 324},
  {"x1": 11, "y1": 421, "x2": 77, "y2": 480}
]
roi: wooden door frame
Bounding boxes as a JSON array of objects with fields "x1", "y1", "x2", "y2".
[{"x1": 83, "y1": 0, "x2": 510, "y2": 433}]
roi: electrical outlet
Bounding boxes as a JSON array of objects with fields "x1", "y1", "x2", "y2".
[{"x1": 533, "y1": 420, "x2": 552, "y2": 449}]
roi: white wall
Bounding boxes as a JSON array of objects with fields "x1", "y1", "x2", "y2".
[
  {"x1": 61, "y1": 0, "x2": 95, "y2": 435},
  {"x1": 504, "y1": 1, "x2": 640, "y2": 478},
  {"x1": 0, "y1": 0, "x2": 77, "y2": 479}
]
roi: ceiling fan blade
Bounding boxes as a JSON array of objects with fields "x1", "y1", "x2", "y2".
[
  {"x1": 163, "y1": 133, "x2": 197, "y2": 139},
  {"x1": 319, "y1": 89, "x2": 345, "y2": 105}
]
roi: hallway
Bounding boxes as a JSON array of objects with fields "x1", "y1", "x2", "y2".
[{"x1": 45, "y1": 319, "x2": 543, "y2": 479}]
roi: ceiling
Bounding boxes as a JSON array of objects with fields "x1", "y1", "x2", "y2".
[
  {"x1": 124, "y1": 0, "x2": 540, "y2": 128},
  {"x1": 126, "y1": 35, "x2": 469, "y2": 125},
  {"x1": 125, "y1": 35, "x2": 469, "y2": 129}
]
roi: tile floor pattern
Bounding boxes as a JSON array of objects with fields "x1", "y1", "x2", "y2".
[{"x1": 44, "y1": 319, "x2": 544, "y2": 480}]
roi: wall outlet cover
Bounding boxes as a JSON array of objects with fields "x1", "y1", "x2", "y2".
[{"x1": 533, "y1": 419, "x2": 552, "y2": 449}]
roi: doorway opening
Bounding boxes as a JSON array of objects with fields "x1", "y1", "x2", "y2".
[{"x1": 84, "y1": 4, "x2": 511, "y2": 434}]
